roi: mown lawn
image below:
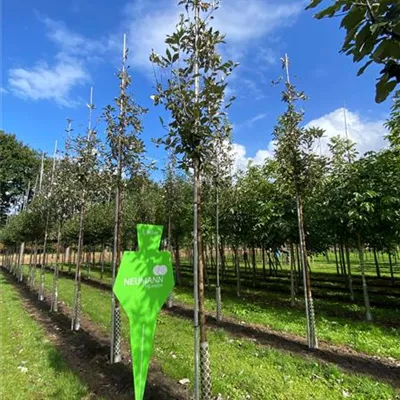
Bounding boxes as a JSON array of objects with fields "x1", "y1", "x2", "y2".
[
  {"x1": 37, "y1": 263, "x2": 400, "y2": 360},
  {"x1": 23, "y1": 268, "x2": 400, "y2": 400},
  {"x1": 0, "y1": 271, "x2": 92, "y2": 400}
]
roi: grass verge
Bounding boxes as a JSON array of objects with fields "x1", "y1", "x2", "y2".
[
  {"x1": 25, "y1": 268, "x2": 400, "y2": 400},
  {"x1": 0, "y1": 271, "x2": 92, "y2": 400}
]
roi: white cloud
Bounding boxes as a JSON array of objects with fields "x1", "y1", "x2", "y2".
[
  {"x1": 40, "y1": 16, "x2": 111, "y2": 59},
  {"x1": 8, "y1": 57, "x2": 89, "y2": 107},
  {"x1": 213, "y1": 0, "x2": 302, "y2": 43},
  {"x1": 122, "y1": 0, "x2": 302, "y2": 73},
  {"x1": 231, "y1": 140, "x2": 275, "y2": 172},
  {"x1": 305, "y1": 108, "x2": 387, "y2": 157},
  {"x1": 0, "y1": 87, "x2": 8, "y2": 94},
  {"x1": 235, "y1": 112, "x2": 268, "y2": 130},
  {"x1": 231, "y1": 108, "x2": 387, "y2": 174},
  {"x1": 7, "y1": 16, "x2": 101, "y2": 107}
]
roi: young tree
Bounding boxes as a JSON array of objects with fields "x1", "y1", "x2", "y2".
[
  {"x1": 273, "y1": 55, "x2": 326, "y2": 349},
  {"x1": 38, "y1": 142, "x2": 58, "y2": 302},
  {"x1": 69, "y1": 100, "x2": 104, "y2": 331},
  {"x1": 150, "y1": 1, "x2": 236, "y2": 397},
  {"x1": 104, "y1": 34, "x2": 147, "y2": 364}
]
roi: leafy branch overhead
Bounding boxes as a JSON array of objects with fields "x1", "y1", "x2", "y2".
[{"x1": 307, "y1": 0, "x2": 400, "y2": 103}]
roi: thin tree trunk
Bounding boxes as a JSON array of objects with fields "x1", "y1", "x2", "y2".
[
  {"x1": 167, "y1": 212, "x2": 174, "y2": 308},
  {"x1": 251, "y1": 247, "x2": 256, "y2": 287},
  {"x1": 261, "y1": 246, "x2": 266, "y2": 280},
  {"x1": 234, "y1": 247, "x2": 241, "y2": 297},
  {"x1": 357, "y1": 233, "x2": 372, "y2": 321},
  {"x1": 290, "y1": 242, "x2": 296, "y2": 306},
  {"x1": 333, "y1": 243, "x2": 340, "y2": 275},
  {"x1": 72, "y1": 205, "x2": 84, "y2": 331},
  {"x1": 174, "y1": 243, "x2": 182, "y2": 285},
  {"x1": 51, "y1": 222, "x2": 61, "y2": 312},
  {"x1": 267, "y1": 251, "x2": 273, "y2": 276},
  {"x1": 18, "y1": 242, "x2": 25, "y2": 282},
  {"x1": 30, "y1": 241, "x2": 38, "y2": 288},
  {"x1": 388, "y1": 252, "x2": 394, "y2": 284},
  {"x1": 373, "y1": 248, "x2": 380, "y2": 278},
  {"x1": 215, "y1": 184, "x2": 222, "y2": 322},
  {"x1": 39, "y1": 216, "x2": 50, "y2": 301},
  {"x1": 110, "y1": 145, "x2": 123, "y2": 364},
  {"x1": 100, "y1": 244, "x2": 105, "y2": 280},
  {"x1": 296, "y1": 192, "x2": 318, "y2": 349},
  {"x1": 345, "y1": 244, "x2": 354, "y2": 301},
  {"x1": 193, "y1": 161, "x2": 200, "y2": 400}
]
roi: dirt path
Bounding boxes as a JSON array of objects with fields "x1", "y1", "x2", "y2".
[
  {"x1": 44, "y1": 265, "x2": 400, "y2": 388},
  {"x1": 1, "y1": 269, "x2": 190, "y2": 400}
]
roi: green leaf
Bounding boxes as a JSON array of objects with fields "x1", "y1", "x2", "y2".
[
  {"x1": 315, "y1": 4, "x2": 340, "y2": 19},
  {"x1": 172, "y1": 53, "x2": 179, "y2": 63},
  {"x1": 375, "y1": 77, "x2": 397, "y2": 103},
  {"x1": 305, "y1": 0, "x2": 323, "y2": 11},
  {"x1": 357, "y1": 60, "x2": 373, "y2": 76},
  {"x1": 340, "y1": 6, "x2": 365, "y2": 31}
]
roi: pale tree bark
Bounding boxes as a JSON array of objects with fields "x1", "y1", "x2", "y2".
[
  {"x1": 296, "y1": 192, "x2": 318, "y2": 349},
  {"x1": 290, "y1": 242, "x2": 296, "y2": 307},
  {"x1": 71, "y1": 204, "x2": 84, "y2": 331},
  {"x1": 215, "y1": 179, "x2": 222, "y2": 322},
  {"x1": 357, "y1": 233, "x2": 372, "y2": 321},
  {"x1": 195, "y1": 160, "x2": 212, "y2": 400},
  {"x1": 51, "y1": 222, "x2": 62, "y2": 312},
  {"x1": 345, "y1": 244, "x2": 354, "y2": 301}
]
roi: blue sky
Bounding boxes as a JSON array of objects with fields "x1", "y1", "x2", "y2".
[{"x1": 1, "y1": 0, "x2": 391, "y2": 172}]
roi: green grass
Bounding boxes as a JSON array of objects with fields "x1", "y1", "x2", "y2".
[
  {"x1": 173, "y1": 284, "x2": 400, "y2": 359},
  {"x1": 0, "y1": 272, "x2": 92, "y2": 400},
  {"x1": 43, "y1": 263, "x2": 400, "y2": 360},
  {"x1": 24, "y1": 268, "x2": 400, "y2": 400}
]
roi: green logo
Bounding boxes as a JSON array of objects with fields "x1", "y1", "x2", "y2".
[{"x1": 114, "y1": 224, "x2": 175, "y2": 400}]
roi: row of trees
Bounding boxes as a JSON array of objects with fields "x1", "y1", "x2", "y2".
[{"x1": 1, "y1": 1, "x2": 400, "y2": 399}]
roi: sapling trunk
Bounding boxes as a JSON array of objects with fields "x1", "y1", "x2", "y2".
[
  {"x1": 215, "y1": 180, "x2": 222, "y2": 322},
  {"x1": 28, "y1": 249, "x2": 33, "y2": 285},
  {"x1": 18, "y1": 242, "x2": 25, "y2": 282},
  {"x1": 174, "y1": 243, "x2": 182, "y2": 285},
  {"x1": 51, "y1": 222, "x2": 61, "y2": 312},
  {"x1": 345, "y1": 244, "x2": 354, "y2": 301},
  {"x1": 39, "y1": 224, "x2": 49, "y2": 301},
  {"x1": 388, "y1": 252, "x2": 394, "y2": 284},
  {"x1": 72, "y1": 204, "x2": 84, "y2": 331},
  {"x1": 234, "y1": 247, "x2": 241, "y2": 297},
  {"x1": 334, "y1": 243, "x2": 340, "y2": 275},
  {"x1": 100, "y1": 244, "x2": 105, "y2": 280},
  {"x1": 296, "y1": 192, "x2": 318, "y2": 349},
  {"x1": 373, "y1": 248, "x2": 380, "y2": 278},
  {"x1": 110, "y1": 138, "x2": 123, "y2": 364},
  {"x1": 251, "y1": 247, "x2": 257, "y2": 287},
  {"x1": 357, "y1": 233, "x2": 372, "y2": 321},
  {"x1": 262, "y1": 246, "x2": 266, "y2": 280},
  {"x1": 195, "y1": 161, "x2": 212, "y2": 400},
  {"x1": 193, "y1": 161, "x2": 200, "y2": 400},
  {"x1": 290, "y1": 242, "x2": 296, "y2": 306},
  {"x1": 167, "y1": 210, "x2": 173, "y2": 308}
]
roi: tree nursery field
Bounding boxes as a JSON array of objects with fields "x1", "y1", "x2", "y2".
[{"x1": 1, "y1": 0, "x2": 400, "y2": 399}]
